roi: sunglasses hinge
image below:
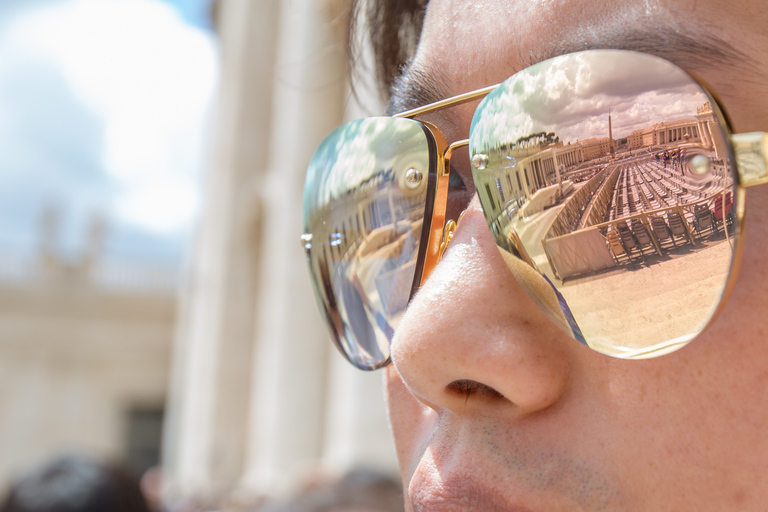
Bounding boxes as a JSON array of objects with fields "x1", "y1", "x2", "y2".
[{"x1": 732, "y1": 132, "x2": 768, "y2": 188}]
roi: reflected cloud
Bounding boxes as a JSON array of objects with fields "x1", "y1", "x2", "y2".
[
  {"x1": 472, "y1": 50, "x2": 709, "y2": 148},
  {"x1": 305, "y1": 117, "x2": 430, "y2": 211}
]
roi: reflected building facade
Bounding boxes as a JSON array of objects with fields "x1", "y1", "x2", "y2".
[
  {"x1": 630, "y1": 119, "x2": 701, "y2": 148},
  {"x1": 480, "y1": 134, "x2": 616, "y2": 217}
]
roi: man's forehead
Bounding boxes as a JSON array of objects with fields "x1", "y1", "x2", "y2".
[{"x1": 391, "y1": 0, "x2": 748, "y2": 115}]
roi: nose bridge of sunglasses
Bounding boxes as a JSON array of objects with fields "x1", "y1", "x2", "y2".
[
  {"x1": 422, "y1": 136, "x2": 475, "y2": 282},
  {"x1": 405, "y1": 118, "x2": 473, "y2": 284},
  {"x1": 417, "y1": 121, "x2": 451, "y2": 284},
  {"x1": 434, "y1": 138, "x2": 471, "y2": 262},
  {"x1": 418, "y1": 135, "x2": 473, "y2": 283}
]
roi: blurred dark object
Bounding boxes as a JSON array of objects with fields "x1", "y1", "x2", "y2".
[
  {"x1": 0, "y1": 454, "x2": 151, "y2": 512},
  {"x1": 256, "y1": 467, "x2": 404, "y2": 512}
]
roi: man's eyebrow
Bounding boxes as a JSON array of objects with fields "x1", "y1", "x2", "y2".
[
  {"x1": 532, "y1": 25, "x2": 754, "y2": 80},
  {"x1": 387, "y1": 24, "x2": 755, "y2": 117},
  {"x1": 387, "y1": 63, "x2": 451, "y2": 115}
]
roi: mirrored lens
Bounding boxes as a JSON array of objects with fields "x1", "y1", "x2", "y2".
[
  {"x1": 303, "y1": 117, "x2": 436, "y2": 369},
  {"x1": 470, "y1": 50, "x2": 738, "y2": 358}
]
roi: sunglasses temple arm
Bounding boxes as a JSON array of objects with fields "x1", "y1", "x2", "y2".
[{"x1": 732, "y1": 132, "x2": 768, "y2": 188}]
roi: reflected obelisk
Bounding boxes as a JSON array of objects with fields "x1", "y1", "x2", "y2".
[{"x1": 608, "y1": 109, "x2": 616, "y2": 157}]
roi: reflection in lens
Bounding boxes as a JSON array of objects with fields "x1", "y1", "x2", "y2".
[
  {"x1": 303, "y1": 117, "x2": 435, "y2": 369},
  {"x1": 470, "y1": 50, "x2": 737, "y2": 358}
]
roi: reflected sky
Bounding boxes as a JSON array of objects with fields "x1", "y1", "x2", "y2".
[
  {"x1": 470, "y1": 50, "x2": 710, "y2": 150},
  {"x1": 304, "y1": 117, "x2": 430, "y2": 221}
]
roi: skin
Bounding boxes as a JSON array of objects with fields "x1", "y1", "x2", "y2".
[{"x1": 382, "y1": 0, "x2": 768, "y2": 510}]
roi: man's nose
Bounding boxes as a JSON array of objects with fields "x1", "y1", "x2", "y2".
[{"x1": 390, "y1": 197, "x2": 573, "y2": 416}]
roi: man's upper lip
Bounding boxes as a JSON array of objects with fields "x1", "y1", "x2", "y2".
[{"x1": 409, "y1": 468, "x2": 534, "y2": 512}]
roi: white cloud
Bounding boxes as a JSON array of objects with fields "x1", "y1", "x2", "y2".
[{"x1": 0, "y1": 0, "x2": 218, "y2": 258}]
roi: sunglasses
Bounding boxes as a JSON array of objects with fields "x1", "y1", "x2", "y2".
[{"x1": 301, "y1": 49, "x2": 768, "y2": 371}]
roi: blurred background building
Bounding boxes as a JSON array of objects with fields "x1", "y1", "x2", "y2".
[{"x1": 0, "y1": 0, "x2": 398, "y2": 510}]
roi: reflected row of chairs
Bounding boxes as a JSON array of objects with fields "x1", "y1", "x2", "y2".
[
  {"x1": 604, "y1": 200, "x2": 730, "y2": 263},
  {"x1": 608, "y1": 156, "x2": 727, "y2": 224}
]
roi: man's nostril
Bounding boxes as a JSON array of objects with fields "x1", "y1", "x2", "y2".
[{"x1": 448, "y1": 379, "x2": 504, "y2": 400}]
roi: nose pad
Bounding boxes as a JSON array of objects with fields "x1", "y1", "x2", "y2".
[
  {"x1": 391, "y1": 196, "x2": 571, "y2": 416},
  {"x1": 436, "y1": 210, "x2": 465, "y2": 264}
]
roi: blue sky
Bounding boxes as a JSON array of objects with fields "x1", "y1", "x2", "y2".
[
  {"x1": 0, "y1": 0, "x2": 218, "y2": 264},
  {"x1": 159, "y1": 0, "x2": 215, "y2": 29}
]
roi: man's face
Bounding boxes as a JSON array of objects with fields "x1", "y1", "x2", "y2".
[{"x1": 384, "y1": 0, "x2": 768, "y2": 510}]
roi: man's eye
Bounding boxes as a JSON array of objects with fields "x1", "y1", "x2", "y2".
[{"x1": 446, "y1": 170, "x2": 472, "y2": 222}]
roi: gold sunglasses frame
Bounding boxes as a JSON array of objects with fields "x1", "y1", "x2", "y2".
[{"x1": 303, "y1": 51, "x2": 768, "y2": 369}]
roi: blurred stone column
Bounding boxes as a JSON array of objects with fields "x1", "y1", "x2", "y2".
[
  {"x1": 238, "y1": 0, "x2": 348, "y2": 493},
  {"x1": 322, "y1": 353, "x2": 399, "y2": 476},
  {"x1": 319, "y1": 42, "x2": 399, "y2": 478},
  {"x1": 162, "y1": 0, "x2": 280, "y2": 502}
]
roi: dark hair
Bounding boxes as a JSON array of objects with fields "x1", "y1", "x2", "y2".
[
  {"x1": 348, "y1": 0, "x2": 427, "y2": 99},
  {"x1": 0, "y1": 455, "x2": 151, "y2": 512}
]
